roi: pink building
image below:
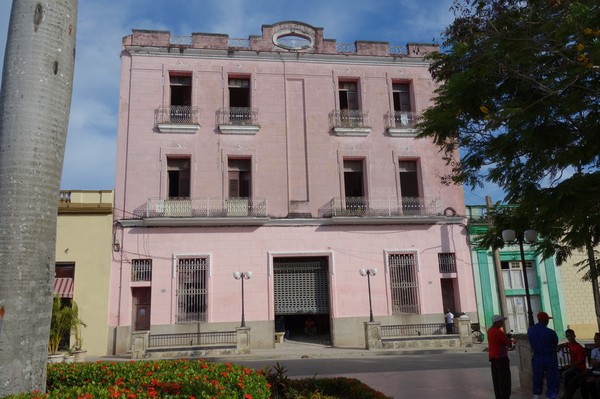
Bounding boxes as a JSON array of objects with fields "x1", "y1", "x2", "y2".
[{"x1": 111, "y1": 21, "x2": 477, "y2": 354}]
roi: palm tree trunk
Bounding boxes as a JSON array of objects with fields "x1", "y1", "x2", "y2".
[
  {"x1": 585, "y1": 238, "x2": 600, "y2": 332},
  {"x1": 0, "y1": 0, "x2": 78, "y2": 395}
]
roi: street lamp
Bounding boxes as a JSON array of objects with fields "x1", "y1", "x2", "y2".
[
  {"x1": 502, "y1": 229, "x2": 538, "y2": 327},
  {"x1": 233, "y1": 271, "x2": 252, "y2": 327},
  {"x1": 359, "y1": 268, "x2": 377, "y2": 322}
]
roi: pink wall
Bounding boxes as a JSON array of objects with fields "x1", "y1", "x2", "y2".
[
  {"x1": 109, "y1": 224, "x2": 475, "y2": 326},
  {"x1": 112, "y1": 22, "x2": 475, "y2": 346},
  {"x1": 115, "y1": 53, "x2": 464, "y2": 218}
]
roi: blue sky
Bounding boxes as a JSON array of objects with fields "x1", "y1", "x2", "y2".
[{"x1": 0, "y1": 0, "x2": 503, "y2": 205}]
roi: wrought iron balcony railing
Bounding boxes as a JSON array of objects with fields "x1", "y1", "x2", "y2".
[
  {"x1": 466, "y1": 205, "x2": 488, "y2": 222},
  {"x1": 384, "y1": 111, "x2": 418, "y2": 130},
  {"x1": 329, "y1": 109, "x2": 370, "y2": 129},
  {"x1": 218, "y1": 107, "x2": 259, "y2": 125},
  {"x1": 381, "y1": 323, "x2": 445, "y2": 337},
  {"x1": 143, "y1": 197, "x2": 267, "y2": 218},
  {"x1": 155, "y1": 106, "x2": 200, "y2": 125},
  {"x1": 321, "y1": 196, "x2": 441, "y2": 217}
]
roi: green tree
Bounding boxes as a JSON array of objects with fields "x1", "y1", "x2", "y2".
[
  {"x1": 0, "y1": 0, "x2": 78, "y2": 395},
  {"x1": 526, "y1": 176, "x2": 600, "y2": 330},
  {"x1": 417, "y1": 0, "x2": 600, "y2": 329},
  {"x1": 418, "y1": 0, "x2": 599, "y2": 196}
]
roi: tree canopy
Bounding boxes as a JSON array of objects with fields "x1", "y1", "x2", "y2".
[
  {"x1": 418, "y1": 0, "x2": 599, "y2": 200},
  {"x1": 420, "y1": 0, "x2": 600, "y2": 329}
]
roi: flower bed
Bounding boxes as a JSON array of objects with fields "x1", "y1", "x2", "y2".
[
  {"x1": 2, "y1": 359, "x2": 392, "y2": 399},
  {"x1": 5, "y1": 359, "x2": 270, "y2": 399}
]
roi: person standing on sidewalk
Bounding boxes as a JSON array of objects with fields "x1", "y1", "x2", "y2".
[
  {"x1": 444, "y1": 308, "x2": 454, "y2": 334},
  {"x1": 527, "y1": 312, "x2": 559, "y2": 399},
  {"x1": 488, "y1": 314, "x2": 514, "y2": 399}
]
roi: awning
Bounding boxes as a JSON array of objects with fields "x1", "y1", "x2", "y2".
[{"x1": 54, "y1": 277, "x2": 74, "y2": 298}]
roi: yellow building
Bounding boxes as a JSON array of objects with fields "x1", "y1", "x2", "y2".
[
  {"x1": 54, "y1": 190, "x2": 113, "y2": 356},
  {"x1": 559, "y1": 250, "x2": 598, "y2": 339}
]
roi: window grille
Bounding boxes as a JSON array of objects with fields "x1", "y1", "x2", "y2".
[
  {"x1": 131, "y1": 259, "x2": 152, "y2": 282},
  {"x1": 176, "y1": 258, "x2": 207, "y2": 323},
  {"x1": 389, "y1": 253, "x2": 420, "y2": 314},
  {"x1": 438, "y1": 253, "x2": 457, "y2": 273}
]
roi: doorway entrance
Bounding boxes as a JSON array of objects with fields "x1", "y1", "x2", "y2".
[
  {"x1": 132, "y1": 287, "x2": 151, "y2": 331},
  {"x1": 273, "y1": 256, "x2": 331, "y2": 344},
  {"x1": 441, "y1": 278, "x2": 457, "y2": 313},
  {"x1": 505, "y1": 295, "x2": 540, "y2": 334}
]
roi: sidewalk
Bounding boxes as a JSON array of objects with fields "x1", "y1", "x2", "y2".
[{"x1": 206, "y1": 339, "x2": 482, "y2": 361}]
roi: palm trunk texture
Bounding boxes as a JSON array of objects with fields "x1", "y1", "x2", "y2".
[{"x1": 0, "y1": 0, "x2": 77, "y2": 395}]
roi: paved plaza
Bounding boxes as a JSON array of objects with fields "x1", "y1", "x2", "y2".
[{"x1": 233, "y1": 342, "x2": 529, "y2": 399}]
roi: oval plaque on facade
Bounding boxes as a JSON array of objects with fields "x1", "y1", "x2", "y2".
[{"x1": 272, "y1": 22, "x2": 316, "y2": 50}]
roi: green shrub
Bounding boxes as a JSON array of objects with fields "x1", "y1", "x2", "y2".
[
  {"x1": 291, "y1": 377, "x2": 392, "y2": 399},
  {"x1": 265, "y1": 362, "x2": 392, "y2": 399}
]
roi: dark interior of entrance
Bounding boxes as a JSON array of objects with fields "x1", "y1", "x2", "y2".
[
  {"x1": 273, "y1": 256, "x2": 331, "y2": 345},
  {"x1": 275, "y1": 314, "x2": 331, "y2": 344}
]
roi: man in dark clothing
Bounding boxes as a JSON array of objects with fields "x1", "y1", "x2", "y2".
[
  {"x1": 527, "y1": 311, "x2": 559, "y2": 399},
  {"x1": 488, "y1": 314, "x2": 514, "y2": 399}
]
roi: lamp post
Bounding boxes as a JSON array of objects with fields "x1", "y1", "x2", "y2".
[
  {"x1": 233, "y1": 271, "x2": 252, "y2": 327},
  {"x1": 359, "y1": 268, "x2": 377, "y2": 322},
  {"x1": 502, "y1": 229, "x2": 537, "y2": 327}
]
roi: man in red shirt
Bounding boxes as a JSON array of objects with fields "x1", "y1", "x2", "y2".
[
  {"x1": 488, "y1": 314, "x2": 515, "y2": 399},
  {"x1": 559, "y1": 329, "x2": 587, "y2": 399}
]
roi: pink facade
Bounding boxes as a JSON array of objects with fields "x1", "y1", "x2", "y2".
[{"x1": 111, "y1": 21, "x2": 476, "y2": 353}]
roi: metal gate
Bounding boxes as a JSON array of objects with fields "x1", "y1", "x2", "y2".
[{"x1": 273, "y1": 257, "x2": 329, "y2": 314}]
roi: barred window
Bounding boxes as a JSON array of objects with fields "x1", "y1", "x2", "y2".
[
  {"x1": 389, "y1": 253, "x2": 420, "y2": 314},
  {"x1": 438, "y1": 253, "x2": 457, "y2": 274},
  {"x1": 131, "y1": 259, "x2": 152, "y2": 282},
  {"x1": 177, "y1": 258, "x2": 207, "y2": 323}
]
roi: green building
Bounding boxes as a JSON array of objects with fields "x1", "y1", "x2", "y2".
[{"x1": 466, "y1": 205, "x2": 565, "y2": 338}]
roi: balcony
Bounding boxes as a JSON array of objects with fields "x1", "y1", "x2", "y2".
[
  {"x1": 385, "y1": 111, "x2": 418, "y2": 137},
  {"x1": 217, "y1": 107, "x2": 260, "y2": 135},
  {"x1": 155, "y1": 106, "x2": 200, "y2": 134},
  {"x1": 329, "y1": 110, "x2": 371, "y2": 136},
  {"x1": 319, "y1": 196, "x2": 445, "y2": 221},
  {"x1": 143, "y1": 197, "x2": 267, "y2": 219}
]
